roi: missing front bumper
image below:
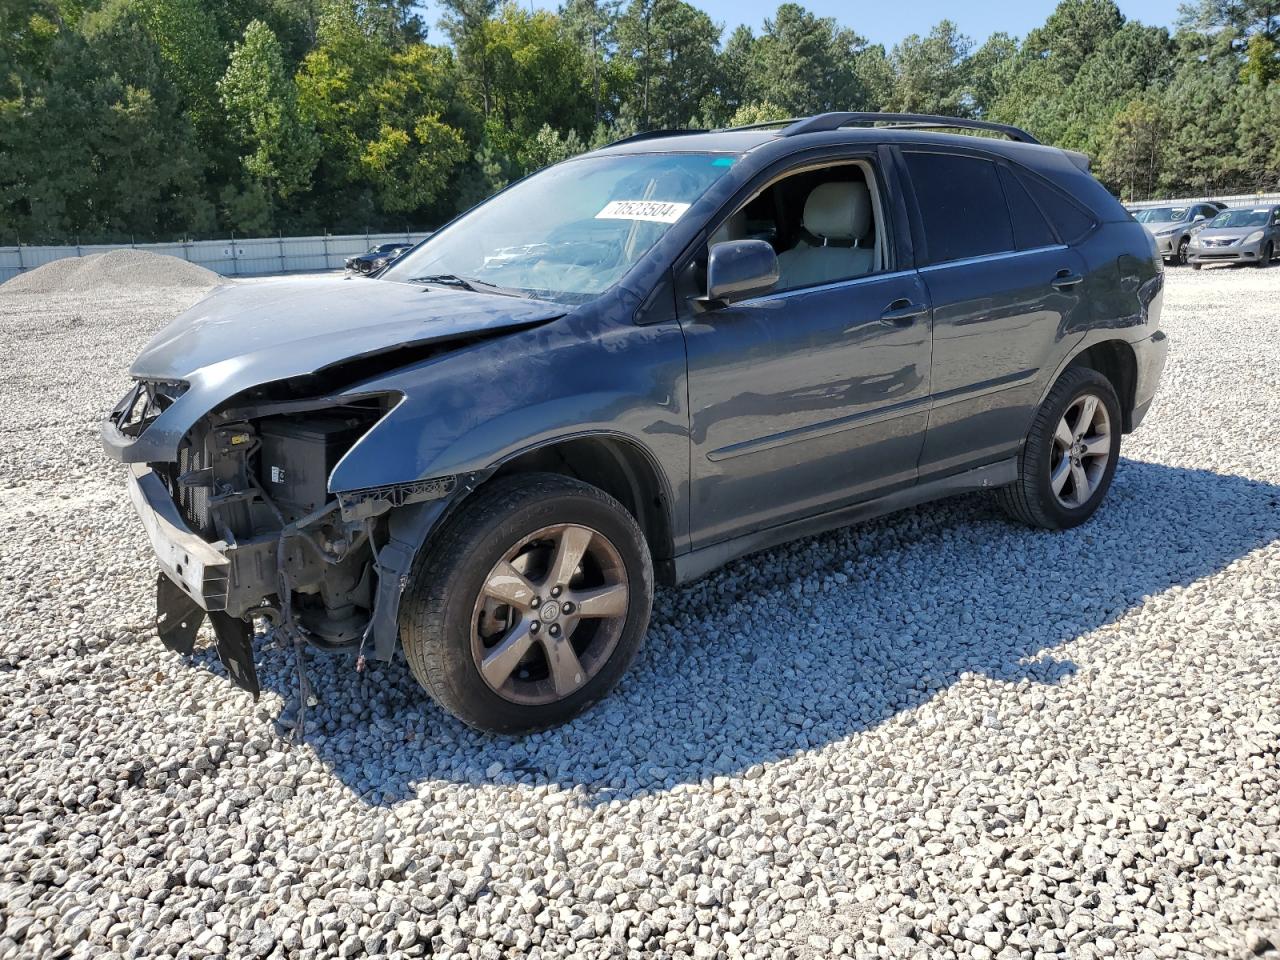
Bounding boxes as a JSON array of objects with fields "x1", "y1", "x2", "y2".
[
  {"x1": 128, "y1": 463, "x2": 232, "y2": 611},
  {"x1": 131, "y1": 465, "x2": 263, "y2": 695}
]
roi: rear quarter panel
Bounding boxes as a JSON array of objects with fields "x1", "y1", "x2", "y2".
[{"x1": 1037, "y1": 219, "x2": 1166, "y2": 420}]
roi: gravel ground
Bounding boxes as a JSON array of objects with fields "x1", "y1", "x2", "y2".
[{"x1": 1, "y1": 267, "x2": 1278, "y2": 960}]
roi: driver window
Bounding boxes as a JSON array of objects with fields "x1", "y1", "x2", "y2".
[{"x1": 707, "y1": 161, "x2": 888, "y2": 293}]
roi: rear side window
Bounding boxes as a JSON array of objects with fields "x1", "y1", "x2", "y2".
[
  {"x1": 997, "y1": 165, "x2": 1056, "y2": 250},
  {"x1": 1016, "y1": 170, "x2": 1095, "y2": 244},
  {"x1": 904, "y1": 152, "x2": 1014, "y2": 264}
]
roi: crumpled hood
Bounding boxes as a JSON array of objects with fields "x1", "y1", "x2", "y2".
[
  {"x1": 131, "y1": 275, "x2": 563, "y2": 381},
  {"x1": 107, "y1": 275, "x2": 563, "y2": 464}
]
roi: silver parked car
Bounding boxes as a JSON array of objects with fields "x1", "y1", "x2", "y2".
[
  {"x1": 1133, "y1": 202, "x2": 1225, "y2": 265},
  {"x1": 1188, "y1": 205, "x2": 1280, "y2": 269}
]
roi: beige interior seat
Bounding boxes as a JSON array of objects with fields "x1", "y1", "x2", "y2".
[
  {"x1": 708, "y1": 209, "x2": 748, "y2": 247},
  {"x1": 776, "y1": 181, "x2": 875, "y2": 289}
]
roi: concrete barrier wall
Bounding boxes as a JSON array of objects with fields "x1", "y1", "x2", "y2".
[
  {"x1": 1126, "y1": 192, "x2": 1280, "y2": 209},
  {"x1": 0, "y1": 232, "x2": 433, "y2": 284}
]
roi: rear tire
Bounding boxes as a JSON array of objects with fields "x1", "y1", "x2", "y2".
[
  {"x1": 996, "y1": 367, "x2": 1122, "y2": 531},
  {"x1": 401, "y1": 473, "x2": 653, "y2": 733}
]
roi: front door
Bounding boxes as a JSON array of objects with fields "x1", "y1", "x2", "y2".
[{"x1": 678, "y1": 158, "x2": 932, "y2": 549}]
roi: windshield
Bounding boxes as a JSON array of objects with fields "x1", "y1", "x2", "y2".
[
  {"x1": 382, "y1": 153, "x2": 734, "y2": 303},
  {"x1": 1134, "y1": 207, "x2": 1188, "y2": 224},
  {"x1": 1208, "y1": 209, "x2": 1271, "y2": 228}
]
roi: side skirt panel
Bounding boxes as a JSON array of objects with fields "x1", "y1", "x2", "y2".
[{"x1": 669, "y1": 458, "x2": 1018, "y2": 585}]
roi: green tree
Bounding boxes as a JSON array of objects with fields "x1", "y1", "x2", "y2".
[
  {"x1": 1022, "y1": 0, "x2": 1125, "y2": 82},
  {"x1": 135, "y1": 0, "x2": 226, "y2": 137},
  {"x1": 1158, "y1": 48, "x2": 1243, "y2": 195},
  {"x1": 521, "y1": 123, "x2": 587, "y2": 170},
  {"x1": 298, "y1": 0, "x2": 470, "y2": 218},
  {"x1": 1178, "y1": 0, "x2": 1279, "y2": 41},
  {"x1": 220, "y1": 20, "x2": 319, "y2": 201},
  {"x1": 561, "y1": 0, "x2": 623, "y2": 123},
  {"x1": 485, "y1": 6, "x2": 592, "y2": 163},
  {"x1": 616, "y1": 0, "x2": 720, "y2": 129},
  {"x1": 1096, "y1": 95, "x2": 1169, "y2": 199},
  {"x1": 439, "y1": 0, "x2": 499, "y2": 117},
  {"x1": 966, "y1": 32, "x2": 1017, "y2": 116},
  {"x1": 1240, "y1": 32, "x2": 1280, "y2": 83},
  {"x1": 748, "y1": 4, "x2": 871, "y2": 114},
  {"x1": 1233, "y1": 77, "x2": 1280, "y2": 190},
  {"x1": 1056, "y1": 22, "x2": 1173, "y2": 155},
  {"x1": 726, "y1": 100, "x2": 788, "y2": 126},
  {"x1": 887, "y1": 20, "x2": 973, "y2": 116}
]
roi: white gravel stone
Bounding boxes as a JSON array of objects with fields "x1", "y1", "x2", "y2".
[{"x1": 1, "y1": 265, "x2": 1279, "y2": 960}]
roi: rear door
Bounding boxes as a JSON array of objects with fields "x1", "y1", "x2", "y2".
[{"x1": 899, "y1": 148, "x2": 1093, "y2": 480}]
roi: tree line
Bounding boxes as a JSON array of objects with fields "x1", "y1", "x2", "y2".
[{"x1": 2, "y1": 0, "x2": 1278, "y2": 244}]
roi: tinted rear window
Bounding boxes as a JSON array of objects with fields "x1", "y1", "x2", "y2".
[
  {"x1": 997, "y1": 165, "x2": 1057, "y2": 250},
  {"x1": 1017, "y1": 171, "x2": 1095, "y2": 244},
  {"x1": 905, "y1": 152, "x2": 1015, "y2": 264}
]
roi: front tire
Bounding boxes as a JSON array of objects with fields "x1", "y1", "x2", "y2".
[
  {"x1": 996, "y1": 367, "x2": 1122, "y2": 530},
  {"x1": 401, "y1": 473, "x2": 653, "y2": 733},
  {"x1": 1176, "y1": 237, "x2": 1190, "y2": 265},
  {"x1": 1257, "y1": 242, "x2": 1272, "y2": 268}
]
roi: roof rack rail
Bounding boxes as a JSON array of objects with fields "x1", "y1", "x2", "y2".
[
  {"x1": 606, "y1": 128, "x2": 708, "y2": 147},
  {"x1": 714, "y1": 118, "x2": 805, "y2": 132},
  {"x1": 780, "y1": 112, "x2": 1041, "y2": 145}
]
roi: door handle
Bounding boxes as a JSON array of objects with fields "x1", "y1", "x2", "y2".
[
  {"x1": 1051, "y1": 269, "x2": 1084, "y2": 290},
  {"x1": 879, "y1": 299, "x2": 928, "y2": 325}
]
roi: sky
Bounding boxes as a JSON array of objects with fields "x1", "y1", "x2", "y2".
[
  {"x1": 698, "y1": 0, "x2": 1180, "y2": 46},
  {"x1": 424, "y1": 0, "x2": 1181, "y2": 48}
]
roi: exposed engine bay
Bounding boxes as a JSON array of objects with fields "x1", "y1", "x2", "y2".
[
  {"x1": 98, "y1": 277, "x2": 566, "y2": 706},
  {"x1": 106, "y1": 377, "x2": 464, "y2": 700}
]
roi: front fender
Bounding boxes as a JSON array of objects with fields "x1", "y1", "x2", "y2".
[{"x1": 327, "y1": 310, "x2": 691, "y2": 530}]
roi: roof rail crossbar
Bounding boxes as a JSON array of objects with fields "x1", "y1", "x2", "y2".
[
  {"x1": 781, "y1": 112, "x2": 1041, "y2": 145},
  {"x1": 606, "y1": 128, "x2": 708, "y2": 147}
]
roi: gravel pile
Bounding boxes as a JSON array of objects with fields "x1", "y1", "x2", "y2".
[
  {"x1": 1, "y1": 267, "x2": 1278, "y2": 960},
  {"x1": 0, "y1": 250, "x2": 221, "y2": 295}
]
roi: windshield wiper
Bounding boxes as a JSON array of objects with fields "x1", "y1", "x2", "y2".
[{"x1": 408, "y1": 274, "x2": 533, "y2": 299}]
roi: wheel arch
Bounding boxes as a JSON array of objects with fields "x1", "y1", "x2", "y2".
[
  {"x1": 1064, "y1": 339, "x2": 1139, "y2": 432},
  {"x1": 479, "y1": 432, "x2": 677, "y2": 575}
]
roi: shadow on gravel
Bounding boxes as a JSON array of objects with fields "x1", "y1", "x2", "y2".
[{"x1": 209, "y1": 458, "x2": 1280, "y2": 806}]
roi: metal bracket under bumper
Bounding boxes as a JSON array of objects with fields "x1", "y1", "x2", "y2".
[{"x1": 128, "y1": 463, "x2": 231, "y2": 612}]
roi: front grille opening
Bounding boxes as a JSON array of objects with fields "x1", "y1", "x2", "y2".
[{"x1": 176, "y1": 438, "x2": 212, "y2": 535}]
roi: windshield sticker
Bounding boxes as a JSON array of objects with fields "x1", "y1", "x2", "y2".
[{"x1": 596, "y1": 200, "x2": 691, "y2": 224}]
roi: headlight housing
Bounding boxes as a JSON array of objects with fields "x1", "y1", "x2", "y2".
[
  {"x1": 1244, "y1": 230, "x2": 1264, "y2": 244},
  {"x1": 1155, "y1": 225, "x2": 1181, "y2": 237}
]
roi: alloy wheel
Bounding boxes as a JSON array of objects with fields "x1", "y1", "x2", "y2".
[
  {"x1": 1049, "y1": 393, "x2": 1112, "y2": 509},
  {"x1": 470, "y1": 523, "x2": 630, "y2": 706},
  {"x1": 1177, "y1": 237, "x2": 1189, "y2": 265}
]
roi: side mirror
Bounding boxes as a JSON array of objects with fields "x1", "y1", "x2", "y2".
[
  {"x1": 703, "y1": 239, "x2": 779, "y2": 305},
  {"x1": 1194, "y1": 214, "x2": 1206, "y2": 222}
]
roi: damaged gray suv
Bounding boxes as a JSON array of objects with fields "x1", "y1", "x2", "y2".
[{"x1": 103, "y1": 113, "x2": 1168, "y2": 733}]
